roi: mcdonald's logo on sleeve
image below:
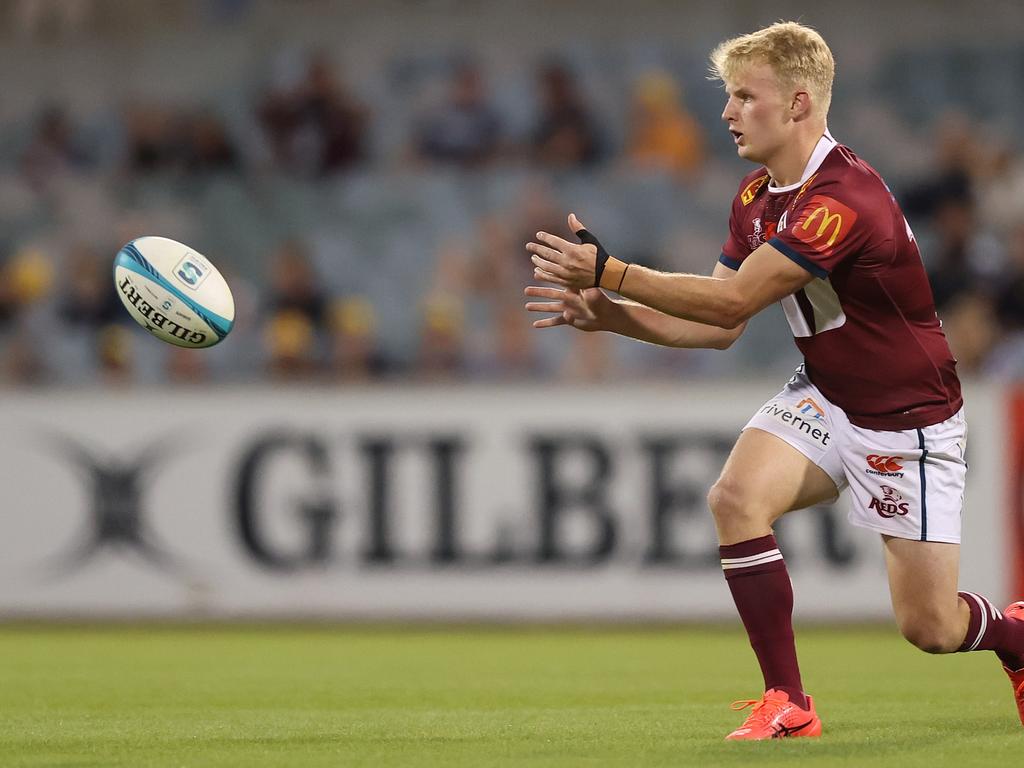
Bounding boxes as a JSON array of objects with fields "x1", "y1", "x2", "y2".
[{"x1": 791, "y1": 195, "x2": 858, "y2": 254}]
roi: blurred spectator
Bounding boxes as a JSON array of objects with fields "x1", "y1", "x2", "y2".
[
  {"x1": 6, "y1": 245, "x2": 55, "y2": 311},
  {"x1": 986, "y1": 225, "x2": 1024, "y2": 379},
  {"x1": 182, "y1": 112, "x2": 241, "y2": 176},
  {"x1": 265, "y1": 239, "x2": 328, "y2": 322},
  {"x1": 994, "y1": 225, "x2": 1024, "y2": 332},
  {"x1": 0, "y1": 245, "x2": 55, "y2": 383},
  {"x1": 476, "y1": 300, "x2": 544, "y2": 379},
  {"x1": 327, "y1": 296, "x2": 387, "y2": 382},
  {"x1": 19, "y1": 107, "x2": 90, "y2": 190},
  {"x1": 975, "y1": 140, "x2": 1024, "y2": 237},
  {"x1": 264, "y1": 310, "x2": 317, "y2": 379},
  {"x1": 122, "y1": 102, "x2": 184, "y2": 176},
  {"x1": 925, "y1": 199, "x2": 1004, "y2": 312},
  {"x1": 901, "y1": 112, "x2": 978, "y2": 220},
  {"x1": 625, "y1": 71, "x2": 705, "y2": 179},
  {"x1": 530, "y1": 61, "x2": 602, "y2": 169},
  {"x1": 415, "y1": 295, "x2": 465, "y2": 379},
  {"x1": 56, "y1": 243, "x2": 122, "y2": 330},
  {"x1": 412, "y1": 60, "x2": 503, "y2": 168},
  {"x1": 96, "y1": 324, "x2": 134, "y2": 385},
  {"x1": 257, "y1": 52, "x2": 368, "y2": 176},
  {"x1": 261, "y1": 240, "x2": 328, "y2": 377},
  {"x1": 469, "y1": 178, "x2": 564, "y2": 302},
  {"x1": 942, "y1": 292, "x2": 1000, "y2": 375}
]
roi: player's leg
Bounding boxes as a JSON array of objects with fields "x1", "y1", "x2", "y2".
[
  {"x1": 883, "y1": 535, "x2": 1024, "y2": 724},
  {"x1": 710, "y1": 427, "x2": 838, "y2": 739},
  {"x1": 841, "y1": 406, "x2": 1024, "y2": 723},
  {"x1": 710, "y1": 426, "x2": 839, "y2": 544},
  {"x1": 883, "y1": 536, "x2": 966, "y2": 653},
  {"x1": 712, "y1": 368, "x2": 846, "y2": 740}
]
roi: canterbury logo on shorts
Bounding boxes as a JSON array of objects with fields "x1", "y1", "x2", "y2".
[{"x1": 866, "y1": 455, "x2": 903, "y2": 473}]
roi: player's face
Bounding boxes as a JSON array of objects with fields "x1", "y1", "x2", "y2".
[{"x1": 721, "y1": 63, "x2": 793, "y2": 164}]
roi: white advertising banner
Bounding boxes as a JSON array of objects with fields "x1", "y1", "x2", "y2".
[{"x1": 0, "y1": 382, "x2": 1005, "y2": 620}]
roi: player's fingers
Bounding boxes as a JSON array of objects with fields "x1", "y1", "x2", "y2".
[
  {"x1": 532, "y1": 314, "x2": 569, "y2": 328},
  {"x1": 524, "y1": 285, "x2": 566, "y2": 299},
  {"x1": 568, "y1": 212, "x2": 587, "y2": 233},
  {"x1": 534, "y1": 267, "x2": 569, "y2": 286},
  {"x1": 531, "y1": 255, "x2": 568, "y2": 277},
  {"x1": 535, "y1": 230, "x2": 576, "y2": 251},
  {"x1": 524, "y1": 301, "x2": 565, "y2": 313},
  {"x1": 560, "y1": 288, "x2": 585, "y2": 307},
  {"x1": 526, "y1": 242, "x2": 565, "y2": 263}
]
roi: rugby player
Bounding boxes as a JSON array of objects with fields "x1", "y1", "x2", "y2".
[{"x1": 523, "y1": 21, "x2": 1024, "y2": 740}]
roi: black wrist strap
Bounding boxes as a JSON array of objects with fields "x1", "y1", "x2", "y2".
[{"x1": 576, "y1": 228, "x2": 610, "y2": 288}]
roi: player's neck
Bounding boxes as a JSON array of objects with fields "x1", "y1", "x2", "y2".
[{"x1": 765, "y1": 124, "x2": 828, "y2": 188}]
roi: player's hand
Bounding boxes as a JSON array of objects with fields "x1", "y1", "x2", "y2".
[
  {"x1": 523, "y1": 285, "x2": 610, "y2": 331},
  {"x1": 526, "y1": 213, "x2": 597, "y2": 290}
]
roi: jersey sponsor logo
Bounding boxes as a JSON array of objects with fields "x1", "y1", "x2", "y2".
[
  {"x1": 758, "y1": 402, "x2": 831, "y2": 446},
  {"x1": 791, "y1": 195, "x2": 858, "y2": 255},
  {"x1": 865, "y1": 454, "x2": 905, "y2": 478},
  {"x1": 869, "y1": 485, "x2": 910, "y2": 518},
  {"x1": 741, "y1": 174, "x2": 769, "y2": 205},
  {"x1": 796, "y1": 397, "x2": 825, "y2": 421}
]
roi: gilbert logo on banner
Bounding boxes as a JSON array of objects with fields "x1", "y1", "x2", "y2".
[{"x1": 1011, "y1": 389, "x2": 1024, "y2": 599}]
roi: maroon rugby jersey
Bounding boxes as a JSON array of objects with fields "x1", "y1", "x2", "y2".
[{"x1": 720, "y1": 132, "x2": 962, "y2": 430}]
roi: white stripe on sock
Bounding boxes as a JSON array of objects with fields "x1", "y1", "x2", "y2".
[
  {"x1": 986, "y1": 597, "x2": 1003, "y2": 621},
  {"x1": 963, "y1": 592, "x2": 989, "y2": 651},
  {"x1": 970, "y1": 591, "x2": 1002, "y2": 622},
  {"x1": 720, "y1": 548, "x2": 782, "y2": 566},
  {"x1": 721, "y1": 552, "x2": 784, "y2": 571}
]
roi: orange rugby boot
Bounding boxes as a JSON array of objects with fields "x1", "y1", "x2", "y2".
[
  {"x1": 1002, "y1": 601, "x2": 1024, "y2": 726},
  {"x1": 725, "y1": 688, "x2": 822, "y2": 741}
]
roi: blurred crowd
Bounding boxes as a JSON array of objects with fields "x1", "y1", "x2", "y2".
[{"x1": 1, "y1": 21, "x2": 1023, "y2": 386}]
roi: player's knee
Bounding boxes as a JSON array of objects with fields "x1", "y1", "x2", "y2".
[
  {"x1": 898, "y1": 615, "x2": 961, "y2": 655},
  {"x1": 707, "y1": 480, "x2": 763, "y2": 529},
  {"x1": 707, "y1": 480, "x2": 741, "y2": 520}
]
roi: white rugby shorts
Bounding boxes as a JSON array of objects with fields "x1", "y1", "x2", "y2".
[{"x1": 743, "y1": 367, "x2": 967, "y2": 544}]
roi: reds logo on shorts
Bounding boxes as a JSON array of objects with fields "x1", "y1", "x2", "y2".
[{"x1": 869, "y1": 485, "x2": 910, "y2": 518}]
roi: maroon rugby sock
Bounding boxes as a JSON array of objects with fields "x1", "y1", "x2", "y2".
[
  {"x1": 958, "y1": 591, "x2": 1024, "y2": 670},
  {"x1": 720, "y1": 534, "x2": 808, "y2": 709}
]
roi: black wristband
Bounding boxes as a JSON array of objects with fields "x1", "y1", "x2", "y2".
[{"x1": 576, "y1": 228, "x2": 610, "y2": 288}]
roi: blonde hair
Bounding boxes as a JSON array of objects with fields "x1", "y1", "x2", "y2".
[{"x1": 709, "y1": 21, "x2": 834, "y2": 117}]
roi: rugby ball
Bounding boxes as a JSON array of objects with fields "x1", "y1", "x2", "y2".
[{"x1": 113, "y1": 236, "x2": 234, "y2": 348}]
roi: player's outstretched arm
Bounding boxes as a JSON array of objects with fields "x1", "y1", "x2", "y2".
[
  {"x1": 524, "y1": 261, "x2": 746, "y2": 349},
  {"x1": 527, "y1": 213, "x2": 813, "y2": 330}
]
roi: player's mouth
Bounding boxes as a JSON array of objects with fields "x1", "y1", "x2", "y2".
[{"x1": 730, "y1": 129, "x2": 744, "y2": 145}]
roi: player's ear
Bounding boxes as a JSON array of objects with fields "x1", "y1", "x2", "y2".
[{"x1": 790, "y1": 90, "x2": 813, "y2": 122}]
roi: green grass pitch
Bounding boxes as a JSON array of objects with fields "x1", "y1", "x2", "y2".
[{"x1": 0, "y1": 624, "x2": 1018, "y2": 767}]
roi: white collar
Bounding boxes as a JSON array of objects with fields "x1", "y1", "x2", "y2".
[{"x1": 767, "y1": 129, "x2": 837, "y2": 193}]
